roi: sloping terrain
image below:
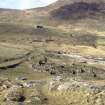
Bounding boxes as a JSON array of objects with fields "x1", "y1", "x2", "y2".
[
  {"x1": 0, "y1": 0, "x2": 105, "y2": 105},
  {"x1": 51, "y1": 2, "x2": 105, "y2": 19}
]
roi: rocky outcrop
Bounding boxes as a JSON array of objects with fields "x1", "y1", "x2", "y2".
[
  {"x1": 48, "y1": 77, "x2": 105, "y2": 94},
  {"x1": 5, "y1": 86, "x2": 25, "y2": 102}
]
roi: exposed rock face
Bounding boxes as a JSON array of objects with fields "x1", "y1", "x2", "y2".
[
  {"x1": 51, "y1": 2, "x2": 105, "y2": 19},
  {"x1": 48, "y1": 77, "x2": 105, "y2": 94},
  {"x1": 0, "y1": 78, "x2": 12, "y2": 92},
  {"x1": 0, "y1": 77, "x2": 105, "y2": 105},
  {"x1": 5, "y1": 86, "x2": 25, "y2": 102},
  {"x1": 48, "y1": 0, "x2": 105, "y2": 10},
  {"x1": 24, "y1": 80, "x2": 46, "y2": 88},
  {"x1": 49, "y1": 80, "x2": 60, "y2": 91}
]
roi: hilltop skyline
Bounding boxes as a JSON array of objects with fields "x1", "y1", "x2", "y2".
[{"x1": 0, "y1": 0, "x2": 57, "y2": 9}]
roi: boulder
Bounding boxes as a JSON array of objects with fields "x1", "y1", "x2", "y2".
[
  {"x1": 36, "y1": 25, "x2": 43, "y2": 29},
  {"x1": 57, "y1": 82, "x2": 71, "y2": 91},
  {"x1": 49, "y1": 80, "x2": 60, "y2": 91},
  {"x1": 53, "y1": 76, "x2": 64, "y2": 82}
]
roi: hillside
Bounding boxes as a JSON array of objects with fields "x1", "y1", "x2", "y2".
[
  {"x1": 1, "y1": 0, "x2": 105, "y2": 26},
  {"x1": 0, "y1": 0, "x2": 105, "y2": 105},
  {"x1": 51, "y1": 2, "x2": 105, "y2": 19}
]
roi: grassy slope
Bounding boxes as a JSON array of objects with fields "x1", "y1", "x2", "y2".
[{"x1": 0, "y1": 4, "x2": 105, "y2": 104}]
